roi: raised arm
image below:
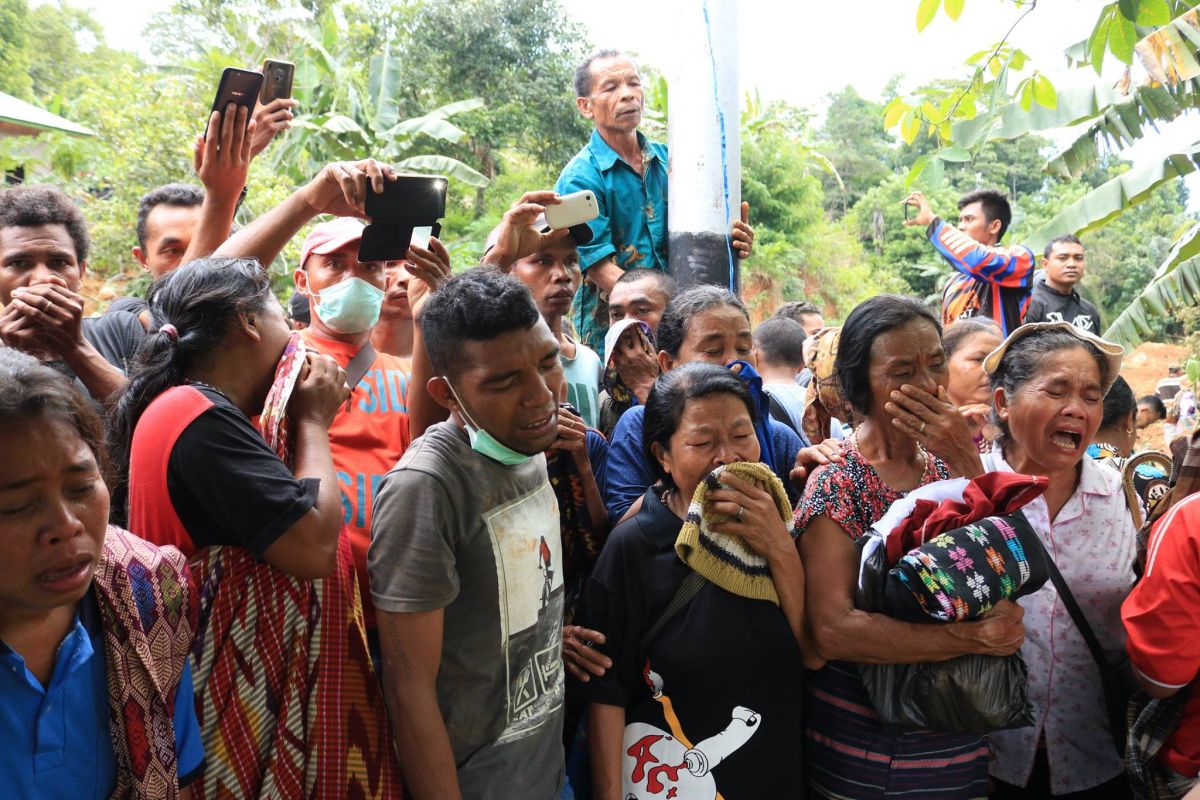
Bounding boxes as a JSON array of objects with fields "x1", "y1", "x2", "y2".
[
  {"x1": 904, "y1": 191, "x2": 1035, "y2": 289},
  {"x1": 404, "y1": 238, "x2": 453, "y2": 438},
  {"x1": 180, "y1": 106, "x2": 256, "y2": 265},
  {"x1": 215, "y1": 159, "x2": 396, "y2": 269},
  {"x1": 260, "y1": 352, "x2": 350, "y2": 579}
]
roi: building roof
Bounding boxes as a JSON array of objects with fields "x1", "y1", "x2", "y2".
[{"x1": 0, "y1": 91, "x2": 94, "y2": 138}]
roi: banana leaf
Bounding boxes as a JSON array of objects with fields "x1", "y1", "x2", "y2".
[
  {"x1": 1045, "y1": 80, "x2": 1200, "y2": 178},
  {"x1": 1026, "y1": 146, "x2": 1200, "y2": 252},
  {"x1": 952, "y1": 84, "x2": 1126, "y2": 148},
  {"x1": 395, "y1": 154, "x2": 489, "y2": 188},
  {"x1": 1104, "y1": 255, "x2": 1200, "y2": 344},
  {"x1": 368, "y1": 44, "x2": 403, "y2": 133}
]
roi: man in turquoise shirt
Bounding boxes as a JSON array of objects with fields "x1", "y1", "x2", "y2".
[{"x1": 557, "y1": 50, "x2": 753, "y2": 350}]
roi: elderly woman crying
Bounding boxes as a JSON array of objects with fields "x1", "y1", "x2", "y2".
[{"x1": 982, "y1": 322, "x2": 1139, "y2": 799}]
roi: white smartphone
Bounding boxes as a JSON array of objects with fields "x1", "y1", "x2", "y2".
[{"x1": 543, "y1": 190, "x2": 599, "y2": 230}]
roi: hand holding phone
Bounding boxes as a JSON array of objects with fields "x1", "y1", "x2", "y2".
[
  {"x1": 543, "y1": 190, "x2": 599, "y2": 230},
  {"x1": 260, "y1": 59, "x2": 295, "y2": 104},
  {"x1": 208, "y1": 68, "x2": 263, "y2": 138},
  {"x1": 359, "y1": 175, "x2": 449, "y2": 262}
]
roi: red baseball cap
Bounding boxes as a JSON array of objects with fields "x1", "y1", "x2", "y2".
[{"x1": 300, "y1": 217, "x2": 365, "y2": 268}]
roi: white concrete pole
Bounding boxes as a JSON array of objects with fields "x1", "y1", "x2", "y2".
[{"x1": 667, "y1": 0, "x2": 740, "y2": 293}]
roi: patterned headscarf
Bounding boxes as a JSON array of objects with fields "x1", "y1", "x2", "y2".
[
  {"x1": 603, "y1": 319, "x2": 657, "y2": 405},
  {"x1": 802, "y1": 326, "x2": 847, "y2": 444}
]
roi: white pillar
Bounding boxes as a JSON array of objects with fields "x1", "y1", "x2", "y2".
[{"x1": 666, "y1": 0, "x2": 740, "y2": 293}]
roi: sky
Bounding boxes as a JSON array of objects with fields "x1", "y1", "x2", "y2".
[{"x1": 68, "y1": 0, "x2": 1200, "y2": 200}]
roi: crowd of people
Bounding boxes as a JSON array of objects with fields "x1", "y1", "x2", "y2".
[{"x1": 5, "y1": 46, "x2": 1200, "y2": 800}]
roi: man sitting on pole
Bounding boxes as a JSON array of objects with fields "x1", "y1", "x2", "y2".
[
  {"x1": 903, "y1": 188, "x2": 1036, "y2": 336},
  {"x1": 557, "y1": 49, "x2": 754, "y2": 350}
]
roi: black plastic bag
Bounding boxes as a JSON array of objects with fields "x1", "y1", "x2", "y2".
[
  {"x1": 858, "y1": 653, "x2": 1034, "y2": 734},
  {"x1": 853, "y1": 521, "x2": 1036, "y2": 734}
]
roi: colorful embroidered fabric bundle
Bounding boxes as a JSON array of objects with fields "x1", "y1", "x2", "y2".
[
  {"x1": 888, "y1": 513, "x2": 1047, "y2": 622},
  {"x1": 675, "y1": 461, "x2": 794, "y2": 605},
  {"x1": 860, "y1": 472, "x2": 1050, "y2": 623},
  {"x1": 95, "y1": 526, "x2": 196, "y2": 800}
]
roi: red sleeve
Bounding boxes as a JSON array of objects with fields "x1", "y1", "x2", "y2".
[{"x1": 1123, "y1": 494, "x2": 1200, "y2": 688}]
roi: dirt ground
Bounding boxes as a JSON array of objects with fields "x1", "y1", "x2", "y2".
[{"x1": 1121, "y1": 341, "x2": 1192, "y2": 452}]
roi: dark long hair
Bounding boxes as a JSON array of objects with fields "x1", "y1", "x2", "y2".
[
  {"x1": 107, "y1": 257, "x2": 273, "y2": 517},
  {"x1": 836, "y1": 294, "x2": 941, "y2": 415},
  {"x1": 0, "y1": 348, "x2": 109, "y2": 482}
]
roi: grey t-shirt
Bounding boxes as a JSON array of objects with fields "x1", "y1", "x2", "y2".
[{"x1": 369, "y1": 421, "x2": 566, "y2": 799}]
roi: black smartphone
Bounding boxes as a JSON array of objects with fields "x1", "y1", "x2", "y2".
[
  {"x1": 904, "y1": 199, "x2": 913, "y2": 222},
  {"x1": 209, "y1": 67, "x2": 263, "y2": 133},
  {"x1": 359, "y1": 221, "x2": 442, "y2": 262},
  {"x1": 364, "y1": 175, "x2": 448, "y2": 221},
  {"x1": 260, "y1": 59, "x2": 295, "y2": 104}
]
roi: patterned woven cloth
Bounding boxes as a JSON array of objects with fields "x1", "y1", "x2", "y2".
[
  {"x1": 1127, "y1": 688, "x2": 1193, "y2": 800},
  {"x1": 801, "y1": 327, "x2": 846, "y2": 444},
  {"x1": 861, "y1": 472, "x2": 1050, "y2": 622},
  {"x1": 675, "y1": 462, "x2": 795, "y2": 605},
  {"x1": 94, "y1": 525, "x2": 196, "y2": 800},
  {"x1": 546, "y1": 411, "x2": 605, "y2": 626},
  {"x1": 188, "y1": 333, "x2": 402, "y2": 799}
]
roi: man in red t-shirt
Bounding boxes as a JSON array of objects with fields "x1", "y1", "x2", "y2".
[
  {"x1": 1123, "y1": 491, "x2": 1200, "y2": 788},
  {"x1": 215, "y1": 158, "x2": 451, "y2": 635}
]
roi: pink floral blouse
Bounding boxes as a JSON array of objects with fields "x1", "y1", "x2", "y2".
[{"x1": 986, "y1": 448, "x2": 1138, "y2": 794}]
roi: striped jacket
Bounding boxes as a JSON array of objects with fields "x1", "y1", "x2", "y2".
[{"x1": 929, "y1": 217, "x2": 1036, "y2": 336}]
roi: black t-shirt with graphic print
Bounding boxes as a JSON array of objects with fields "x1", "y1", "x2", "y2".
[
  {"x1": 1024, "y1": 278, "x2": 1102, "y2": 333},
  {"x1": 578, "y1": 488, "x2": 804, "y2": 798}
]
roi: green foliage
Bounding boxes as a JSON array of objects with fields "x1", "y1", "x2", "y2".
[
  {"x1": 892, "y1": 0, "x2": 1200, "y2": 339},
  {"x1": 1, "y1": 0, "x2": 596, "y2": 301},
  {"x1": 389, "y1": 0, "x2": 592, "y2": 199},
  {"x1": 816, "y1": 87, "x2": 894, "y2": 215},
  {"x1": 0, "y1": 0, "x2": 32, "y2": 99}
]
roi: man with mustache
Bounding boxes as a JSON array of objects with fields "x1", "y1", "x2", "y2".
[
  {"x1": 557, "y1": 50, "x2": 754, "y2": 352},
  {"x1": 1024, "y1": 234, "x2": 1102, "y2": 333}
]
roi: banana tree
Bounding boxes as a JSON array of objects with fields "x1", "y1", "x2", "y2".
[
  {"x1": 907, "y1": 0, "x2": 1200, "y2": 343},
  {"x1": 263, "y1": 24, "x2": 488, "y2": 189}
]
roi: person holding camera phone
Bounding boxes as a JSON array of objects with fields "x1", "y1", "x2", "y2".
[
  {"x1": 484, "y1": 191, "x2": 604, "y2": 429},
  {"x1": 105, "y1": 83, "x2": 298, "y2": 330},
  {"x1": 903, "y1": 188, "x2": 1037, "y2": 337},
  {"x1": 214, "y1": 157, "x2": 452, "y2": 656},
  {"x1": 557, "y1": 50, "x2": 755, "y2": 351}
]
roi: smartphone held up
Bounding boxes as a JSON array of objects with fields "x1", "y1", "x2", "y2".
[
  {"x1": 359, "y1": 175, "x2": 449, "y2": 262},
  {"x1": 260, "y1": 59, "x2": 295, "y2": 104},
  {"x1": 207, "y1": 68, "x2": 262, "y2": 137}
]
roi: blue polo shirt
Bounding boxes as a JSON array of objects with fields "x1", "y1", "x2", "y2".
[
  {"x1": 0, "y1": 593, "x2": 204, "y2": 797},
  {"x1": 556, "y1": 129, "x2": 669, "y2": 350}
]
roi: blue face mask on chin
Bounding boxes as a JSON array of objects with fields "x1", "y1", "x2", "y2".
[{"x1": 446, "y1": 381, "x2": 535, "y2": 466}]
